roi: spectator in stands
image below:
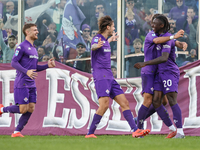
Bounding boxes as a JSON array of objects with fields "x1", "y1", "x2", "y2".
[
  {"x1": 111, "y1": 65, "x2": 117, "y2": 78},
  {"x1": 176, "y1": 7, "x2": 198, "y2": 49},
  {"x1": 66, "y1": 42, "x2": 91, "y2": 73},
  {"x1": 25, "y1": 0, "x2": 37, "y2": 10},
  {"x1": 186, "y1": 49, "x2": 198, "y2": 62},
  {"x1": 0, "y1": 28, "x2": 16, "y2": 63},
  {"x1": 90, "y1": 1, "x2": 106, "y2": 29},
  {"x1": 42, "y1": 34, "x2": 56, "y2": 55},
  {"x1": 37, "y1": 46, "x2": 46, "y2": 62},
  {"x1": 125, "y1": 9, "x2": 139, "y2": 54},
  {"x1": 91, "y1": 26, "x2": 98, "y2": 38},
  {"x1": 3, "y1": 1, "x2": 17, "y2": 24},
  {"x1": 81, "y1": 24, "x2": 91, "y2": 51},
  {"x1": 168, "y1": 0, "x2": 188, "y2": 21},
  {"x1": 127, "y1": 38, "x2": 144, "y2": 77},
  {"x1": 42, "y1": 55, "x2": 50, "y2": 62}
]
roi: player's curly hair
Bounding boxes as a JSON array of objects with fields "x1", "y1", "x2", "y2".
[
  {"x1": 153, "y1": 14, "x2": 170, "y2": 33},
  {"x1": 98, "y1": 15, "x2": 113, "y2": 34}
]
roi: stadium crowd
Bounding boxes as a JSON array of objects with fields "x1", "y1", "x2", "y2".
[{"x1": 0, "y1": 0, "x2": 199, "y2": 77}]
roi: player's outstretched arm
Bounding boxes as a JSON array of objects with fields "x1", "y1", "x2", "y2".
[
  {"x1": 134, "y1": 52, "x2": 169, "y2": 69},
  {"x1": 175, "y1": 41, "x2": 188, "y2": 51},
  {"x1": 91, "y1": 37, "x2": 103, "y2": 51},
  {"x1": 48, "y1": 58, "x2": 56, "y2": 68},
  {"x1": 153, "y1": 30, "x2": 184, "y2": 44}
]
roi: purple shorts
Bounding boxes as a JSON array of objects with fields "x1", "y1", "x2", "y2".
[
  {"x1": 141, "y1": 74, "x2": 155, "y2": 95},
  {"x1": 14, "y1": 88, "x2": 37, "y2": 105},
  {"x1": 154, "y1": 72, "x2": 179, "y2": 95},
  {"x1": 95, "y1": 79, "x2": 124, "y2": 99}
]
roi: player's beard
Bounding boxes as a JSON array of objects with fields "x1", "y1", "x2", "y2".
[{"x1": 31, "y1": 35, "x2": 38, "y2": 41}]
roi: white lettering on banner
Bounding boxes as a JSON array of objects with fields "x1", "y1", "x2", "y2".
[
  {"x1": 127, "y1": 78, "x2": 163, "y2": 132},
  {"x1": 183, "y1": 66, "x2": 200, "y2": 128},
  {"x1": 43, "y1": 68, "x2": 71, "y2": 128},
  {"x1": 0, "y1": 70, "x2": 22, "y2": 127},
  {"x1": 67, "y1": 73, "x2": 90, "y2": 129}
]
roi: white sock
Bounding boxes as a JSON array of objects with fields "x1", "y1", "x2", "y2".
[
  {"x1": 14, "y1": 131, "x2": 19, "y2": 134},
  {"x1": 177, "y1": 128, "x2": 184, "y2": 135},
  {"x1": 169, "y1": 125, "x2": 176, "y2": 131},
  {"x1": 1, "y1": 107, "x2": 3, "y2": 113}
]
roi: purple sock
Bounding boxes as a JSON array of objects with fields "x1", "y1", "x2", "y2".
[
  {"x1": 3, "y1": 105, "x2": 20, "y2": 113},
  {"x1": 87, "y1": 114, "x2": 102, "y2": 135},
  {"x1": 155, "y1": 104, "x2": 172, "y2": 127},
  {"x1": 171, "y1": 104, "x2": 182, "y2": 128},
  {"x1": 15, "y1": 112, "x2": 32, "y2": 132},
  {"x1": 123, "y1": 109, "x2": 138, "y2": 131},
  {"x1": 145, "y1": 104, "x2": 156, "y2": 119},
  {"x1": 137, "y1": 105, "x2": 149, "y2": 129}
]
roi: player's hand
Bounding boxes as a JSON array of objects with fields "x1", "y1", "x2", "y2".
[
  {"x1": 134, "y1": 62, "x2": 146, "y2": 69},
  {"x1": 27, "y1": 69, "x2": 37, "y2": 80},
  {"x1": 109, "y1": 31, "x2": 119, "y2": 43},
  {"x1": 174, "y1": 30, "x2": 184, "y2": 39},
  {"x1": 97, "y1": 37, "x2": 104, "y2": 48},
  {"x1": 48, "y1": 58, "x2": 56, "y2": 68},
  {"x1": 181, "y1": 42, "x2": 188, "y2": 51}
]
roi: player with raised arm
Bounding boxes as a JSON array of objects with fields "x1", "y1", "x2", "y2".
[
  {"x1": 85, "y1": 16, "x2": 150, "y2": 138},
  {"x1": 0, "y1": 23, "x2": 55, "y2": 137},
  {"x1": 134, "y1": 14, "x2": 186, "y2": 138}
]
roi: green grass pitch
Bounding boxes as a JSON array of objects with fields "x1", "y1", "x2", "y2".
[{"x1": 0, "y1": 135, "x2": 199, "y2": 150}]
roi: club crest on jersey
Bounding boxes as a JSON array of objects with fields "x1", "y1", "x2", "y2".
[
  {"x1": 151, "y1": 87, "x2": 154, "y2": 91},
  {"x1": 106, "y1": 89, "x2": 110, "y2": 94},
  {"x1": 24, "y1": 97, "x2": 28, "y2": 102},
  {"x1": 15, "y1": 50, "x2": 19, "y2": 56}
]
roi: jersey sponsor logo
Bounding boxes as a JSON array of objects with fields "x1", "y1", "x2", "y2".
[
  {"x1": 104, "y1": 49, "x2": 111, "y2": 52},
  {"x1": 106, "y1": 89, "x2": 110, "y2": 94},
  {"x1": 163, "y1": 44, "x2": 170, "y2": 49},
  {"x1": 15, "y1": 50, "x2": 19, "y2": 56},
  {"x1": 24, "y1": 97, "x2": 28, "y2": 102},
  {"x1": 29, "y1": 55, "x2": 38, "y2": 59}
]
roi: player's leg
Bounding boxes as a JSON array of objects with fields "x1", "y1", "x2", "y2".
[
  {"x1": 85, "y1": 96, "x2": 109, "y2": 138},
  {"x1": 167, "y1": 92, "x2": 185, "y2": 138},
  {"x1": 144, "y1": 95, "x2": 168, "y2": 120},
  {"x1": 137, "y1": 74, "x2": 154, "y2": 129},
  {"x1": 12, "y1": 88, "x2": 36, "y2": 137},
  {"x1": 85, "y1": 79, "x2": 111, "y2": 138},
  {"x1": 153, "y1": 90, "x2": 176, "y2": 138},
  {"x1": 111, "y1": 80, "x2": 150, "y2": 137}
]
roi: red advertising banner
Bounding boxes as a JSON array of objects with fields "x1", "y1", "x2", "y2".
[{"x1": 0, "y1": 61, "x2": 200, "y2": 136}]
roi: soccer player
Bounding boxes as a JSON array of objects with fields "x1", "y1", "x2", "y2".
[
  {"x1": 85, "y1": 16, "x2": 150, "y2": 138},
  {"x1": 0, "y1": 23, "x2": 56, "y2": 137},
  {"x1": 134, "y1": 14, "x2": 186, "y2": 138}
]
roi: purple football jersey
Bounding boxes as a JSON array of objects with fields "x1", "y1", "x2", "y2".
[
  {"x1": 157, "y1": 38, "x2": 179, "y2": 75},
  {"x1": 12, "y1": 40, "x2": 39, "y2": 88},
  {"x1": 91, "y1": 34, "x2": 113, "y2": 81},
  {"x1": 141, "y1": 31, "x2": 158, "y2": 74}
]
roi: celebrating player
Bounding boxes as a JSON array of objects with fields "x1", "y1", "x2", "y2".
[
  {"x1": 85, "y1": 16, "x2": 150, "y2": 138},
  {"x1": 0, "y1": 23, "x2": 55, "y2": 137},
  {"x1": 134, "y1": 14, "x2": 186, "y2": 138}
]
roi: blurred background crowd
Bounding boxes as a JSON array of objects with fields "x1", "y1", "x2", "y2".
[{"x1": 0, "y1": 0, "x2": 199, "y2": 78}]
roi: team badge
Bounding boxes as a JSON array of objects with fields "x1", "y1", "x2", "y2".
[
  {"x1": 106, "y1": 89, "x2": 110, "y2": 94},
  {"x1": 94, "y1": 37, "x2": 98, "y2": 42},
  {"x1": 24, "y1": 97, "x2": 28, "y2": 102},
  {"x1": 15, "y1": 50, "x2": 19, "y2": 56},
  {"x1": 152, "y1": 34, "x2": 156, "y2": 36}
]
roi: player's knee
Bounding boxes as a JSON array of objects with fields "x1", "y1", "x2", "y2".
[
  {"x1": 143, "y1": 98, "x2": 152, "y2": 107},
  {"x1": 152, "y1": 97, "x2": 161, "y2": 108},
  {"x1": 28, "y1": 106, "x2": 35, "y2": 113},
  {"x1": 20, "y1": 109, "x2": 28, "y2": 114},
  {"x1": 120, "y1": 100, "x2": 130, "y2": 110}
]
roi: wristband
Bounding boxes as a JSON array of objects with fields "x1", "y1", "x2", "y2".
[{"x1": 170, "y1": 35, "x2": 174, "y2": 40}]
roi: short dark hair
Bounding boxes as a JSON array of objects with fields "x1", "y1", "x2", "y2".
[
  {"x1": 8, "y1": 34, "x2": 16, "y2": 40},
  {"x1": 76, "y1": 42, "x2": 86, "y2": 48},
  {"x1": 98, "y1": 15, "x2": 113, "y2": 34},
  {"x1": 22, "y1": 23, "x2": 37, "y2": 36},
  {"x1": 111, "y1": 65, "x2": 117, "y2": 69}
]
